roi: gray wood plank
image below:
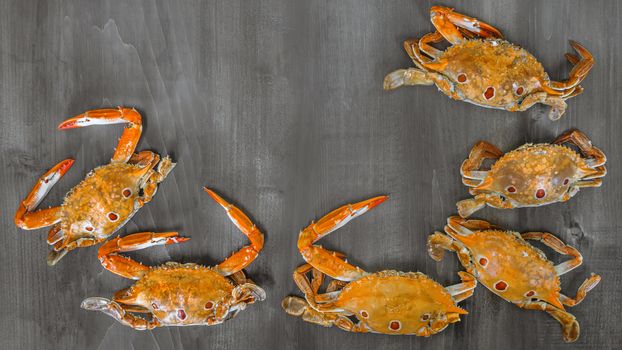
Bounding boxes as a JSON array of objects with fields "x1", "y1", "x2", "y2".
[{"x1": 0, "y1": 0, "x2": 620, "y2": 349}]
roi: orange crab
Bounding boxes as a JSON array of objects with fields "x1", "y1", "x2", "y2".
[
  {"x1": 282, "y1": 197, "x2": 476, "y2": 336},
  {"x1": 81, "y1": 188, "x2": 265, "y2": 329},
  {"x1": 457, "y1": 129, "x2": 606, "y2": 218},
  {"x1": 384, "y1": 6, "x2": 593, "y2": 120},
  {"x1": 14, "y1": 108, "x2": 175, "y2": 265},
  {"x1": 428, "y1": 216, "x2": 600, "y2": 342}
]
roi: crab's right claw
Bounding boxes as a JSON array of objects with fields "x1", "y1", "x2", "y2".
[{"x1": 58, "y1": 108, "x2": 143, "y2": 163}]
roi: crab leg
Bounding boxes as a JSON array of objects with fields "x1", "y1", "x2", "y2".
[
  {"x1": 559, "y1": 273, "x2": 601, "y2": 307},
  {"x1": 282, "y1": 296, "x2": 359, "y2": 330},
  {"x1": 15, "y1": 159, "x2": 74, "y2": 230},
  {"x1": 444, "y1": 271, "x2": 477, "y2": 302},
  {"x1": 204, "y1": 188, "x2": 264, "y2": 276},
  {"x1": 418, "y1": 32, "x2": 444, "y2": 59},
  {"x1": 46, "y1": 224, "x2": 64, "y2": 245},
  {"x1": 58, "y1": 107, "x2": 143, "y2": 163},
  {"x1": 292, "y1": 263, "x2": 347, "y2": 308},
  {"x1": 574, "y1": 179, "x2": 603, "y2": 188},
  {"x1": 461, "y1": 141, "x2": 503, "y2": 182},
  {"x1": 520, "y1": 232, "x2": 584, "y2": 275},
  {"x1": 427, "y1": 231, "x2": 471, "y2": 268},
  {"x1": 430, "y1": 6, "x2": 503, "y2": 45},
  {"x1": 81, "y1": 298, "x2": 160, "y2": 330},
  {"x1": 553, "y1": 129, "x2": 606, "y2": 168},
  {"x1": 522, "y1": 301, "x2": 579, "y2": 343},
  {"x1": 298, "y1": 196, "x2": 387, "y2": 281},
  {"x1": 548, "y1": 41, "x2": 594, "y2": 90},
  {"x1": 97, "y1": 232, "x2": 189, "y2": 279}
]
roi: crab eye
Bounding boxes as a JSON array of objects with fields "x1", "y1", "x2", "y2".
[
  {"x1": 494, "y1": 280, "x2": 508, "y2": 291},
  {"x1": 515, "y1": 86, "x2": 524, "y2": 95},
  {"x1": 204, "y1": 301, "x2": 214, "y2": 310},
  {"x1": 457, "y1": 73, "x2": 467, "y2": 83},
  {"x1": 535, "y1": 189, "x2": 546, "y2": 199},
  {"x1": 151, "y1": 302, "x2": 159, "y2": 310},
  {"x1": 360, "y1": 310, "x2": 369, "y2": 318},
  {"x1": 563, "y1": 178, "x2": 570, "y2": 186},
  {"x1": 484, "y1": 86, "x2": 495, "y2": 100},
  {"x1": 506, "y1": 186, "x2": 516, "y2": 193},
  {"x1": 421, "y1": 313, "x2": 431, "y2": 321},
  {"x1": 122, "y1": 188, "x2": 132, "y2": 198},
  {"x1": 177, "y1": 309, "x2": 187, "y2": 320},
  {"x1": 389, "y1": 320, "x2": 402, "y2": 331}
]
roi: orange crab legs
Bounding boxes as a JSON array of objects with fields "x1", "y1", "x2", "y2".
[
  {"x1": 297, "y1": 196, "x2": 388, "y2": 282},
  {"x1": 520, "y1": 232, "x2": 601, "y2": 300},
  {"x1": 456, "y1": 142, "x2": 507, "y2": 217},
  {"x1": 547, "y1": 41, "x2": 594, "y2": 91},
  {"x1": 98, "y1": 232, "x2": 189, "y2": 279},
  {"x1": 204, "y1": 188, "x2": 265, "y2": 276},
  {"x1": 430, "y1": 6, "x2": 503, "y2": 45},
  {"x1": 81, "y1": 297, "x2": 160, "y2": 330},
  {"x1": 15, "y1": 159, "x2": 75, "y2": 230},
  {"x1": 554, "y1": 129, "x2": 607, "y2": 175},
  {"x1": 58, "y1": 107, "x2": 143, "y2": 163}
]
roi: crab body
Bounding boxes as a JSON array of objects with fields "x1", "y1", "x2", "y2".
[
  {"x1": 428, "y1": 217, "x2": 601, "y2": 342},
  {"x1": 113, "y1": 264, "x2": 243, "y2": 326},
  {"x1": 448, "y1": 229, "x2": 560, "y2": 305},
  {"x1": 384, "y1": 6, "x2": 593, "y2": 120},
  {"x1": 61, "y1": 163, "x2": 153, "y2": 242},
  {"x1": 82, "y1": 189, "x2": 266, "y2": 329},
  {"x1": 457, "y1": 130, "x2": 606, "y2": 217},
  {"x1": 283, "y1": 197, "x2": 475, "y2": 336},
  {"x1": 331, "y1": 271, "x2": 467, "y2": 335},
  {"x1": 434, "y1": 39, "x2": 547, "y2": 109},
  {"x1": 15, "y1": 108, "x2": 175, "y2": 265}
]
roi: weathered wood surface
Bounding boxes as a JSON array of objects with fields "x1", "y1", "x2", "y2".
[{"x1": 1, "y1": 1, "x2": 620, "y2": 349}]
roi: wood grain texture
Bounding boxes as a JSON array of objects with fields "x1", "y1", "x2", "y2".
[{"x1": 1, "y1": 0, "x2": 620, "y2": 349}]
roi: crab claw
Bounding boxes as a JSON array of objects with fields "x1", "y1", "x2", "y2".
[
  {"x1": 58, "y1": 108, "x2": 143, "y2": 163},
  {"x1": 58, "y1": 108, "x2": 139, "y2": 129}
]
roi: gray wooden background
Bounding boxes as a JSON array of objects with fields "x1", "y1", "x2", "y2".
[{"x1": 1, "y1": 0, "x2": 620, "y2": 349}]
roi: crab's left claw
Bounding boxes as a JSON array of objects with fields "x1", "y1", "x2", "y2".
[{"x1": 15, "y1": 159, "x2": 74, "y2": 230}]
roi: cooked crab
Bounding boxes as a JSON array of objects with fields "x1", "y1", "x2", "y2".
[
  {"x1": 457, "y1": 129, "x2": 606, "y2": 218},
  {"x1": 81, "y1": 188, "x2": 265, "y2": 329},
  {"x1": 14, "y1": 108, "x2": 175, "y2": 265},
  {"x1": 428, "y1": 216, "x2": 600, "y2": 342},
  {"x1": 384, "y1": 6, "x2": 593, "y2": 120},
  {"x1": 282, "y1": 196, "x2": 476, "y2": 336}
]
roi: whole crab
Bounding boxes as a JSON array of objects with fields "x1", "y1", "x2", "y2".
[
  {"x1": 384, "y1": 6, "x2": 593, "y2": 120},
  {"x1": 428, "y1": 216, "x2": 600, "y2": 342},
  {"x1": 15, "y1": 108, "x2": 175, "y2": 265},
  {"x1": 81, "y1": 188, "x2": 266, "y2": 329},
  {"x1": 457, "y1": 129, "x2": 606, "y2": 218},
  {"x1": 282, "y1": 196, "x2": 476, "y2": 336}
]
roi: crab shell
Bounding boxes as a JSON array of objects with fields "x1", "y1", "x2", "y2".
[
  {"x1": 116, "y1": 263, "x2": 241, "y2": 326},
  {"x1": 475, "y1": 144, "x2": 593, "y2": 206},
  {"x1": 334, "y1": 271, "x2": 467, "y2": 335},
  {"x1": 60, "y1": 162, "x2": 156, "y2": 245},
  {"x1": 433, "y1": 39, "x2": 546, "y2": 110},
  {"x1": 450, "y1": 230, "x2": 562, "y2": 308}
]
